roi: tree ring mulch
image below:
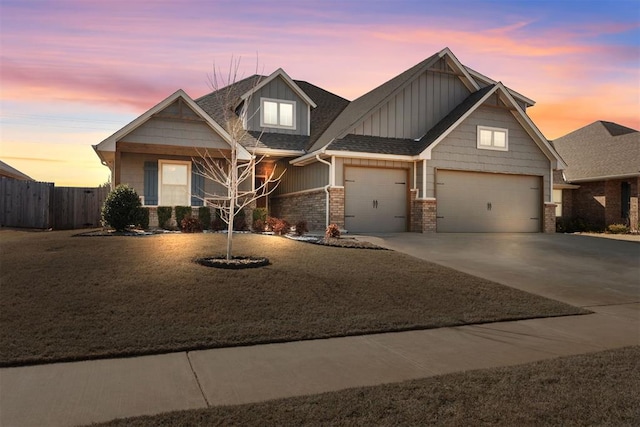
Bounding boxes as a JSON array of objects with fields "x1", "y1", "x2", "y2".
[{"x1": 196, "y1": 256, "x2": 270, "y2": 269}]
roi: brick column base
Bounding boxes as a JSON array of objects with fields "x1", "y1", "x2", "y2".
[
  {"x1": 411, "y1": 198, "x2": 437, "y2": 233},
  {"x1": 544, "y1": 203, "x2": 556, "y2": 233},
  {"x1": 329, "y1": 187, "x2": 345, "y2": 229}
]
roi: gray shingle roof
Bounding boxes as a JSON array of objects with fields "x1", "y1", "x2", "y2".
[
  {"x1": 328, "y1": 134, "x2": 421, "y2": 155},
  {"x1": 326, "y1": 85, "x2": 495, "y2": 157},
  {"x1": 551, "y1": 121, "x2": 639, "y2": 182},
  {"x1": 195, "y1": 76, "x2": 348, "y2": 152},
  {"x1": 307, "y1": 52, "x2": 442, "y2": 152}
]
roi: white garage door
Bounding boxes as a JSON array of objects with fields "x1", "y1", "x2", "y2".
[
  {"x1": 436, "y1": 170, "x2": 542, "y2": 233},
  {"x1": 344, "y1": 167, "x2": 407, "y2": 233}
]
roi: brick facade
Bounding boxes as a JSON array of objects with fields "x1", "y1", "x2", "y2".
[
  {"x1": 329, "y1": 187, "x2": 345, "y2": 229},
  {"x1": 561, "y1": 177, "x2": 639, "y2": 231},
  {"x1": 543, "y1": 203, "x2": 556, "y2": 233},
  {"x1": 410, "y1": 197, "x2": 437, "y2": 233},
  {"x1": 270, "y1": 189, "x2": 326, "y2": 231}
]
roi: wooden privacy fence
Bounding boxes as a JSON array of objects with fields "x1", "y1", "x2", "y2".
[{"x1": 0, "y1": 177, "x2": 110, "y2": 229}]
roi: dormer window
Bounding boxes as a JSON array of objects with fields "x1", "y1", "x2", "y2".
[{"x1": 261, "y1": 98, "x2": 296, "y2": 130}]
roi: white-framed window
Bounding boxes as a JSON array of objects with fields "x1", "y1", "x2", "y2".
[
  {"x1": 477, "y1": 126, "x2": 508, "y2": 151},
  {"x1": 553, "y1": 189, "x2": 563, "y2": 217},
  {"x1": 260, "y1": 98, "x2": 296, "y2": 130},
  {"x1": 159, "y1": 160, "x2": 191, "y2": 206}
]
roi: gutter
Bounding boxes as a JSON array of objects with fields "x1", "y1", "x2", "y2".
[{"x1": 566, "y1": 173, "x2": 640, "y2": 183}]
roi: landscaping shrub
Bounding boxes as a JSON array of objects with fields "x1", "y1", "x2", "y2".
[
  {"x1": 607, "y1": 223, "x2": 629, "y2": 234},
  {"x1": 252, "y1": 207, "x2": 268, "y2": 223},
  {"x1": 233, "y1": 208, "x2": 248, "y2": 231},
  {"x1": 137, "y1": 207, "x2": 150, "y2": 230},
  {"x1": 181, "y1": 216, "x2": 203, "y2": 233},
  {"x1": 252, "y1": 219, "x2": 265, "y2": 233},
  {"x1": 175, "y1": 206, "x2": 192, "y2": 227},
  {"x1": 211, "y1": 209, "x2": 225, "y2": 231},
  {"x1": 294, "y1": 220, "x2": 308, "y2": 236},
  {"x1": 198, "y1": 206, "x2": 211, "y2": 230},
  {"x1": 157, "y1": 206, "x2": 173, "y2": 230},
  {"x1": 101, "y1": 184, "x2": 142, "y2": 232},
  {"x1": 325, "y1": 223, "x2": 341, "y2": 239},
  {"x1": 266, "y1": 216, "x2": 290, "y2": 235}
]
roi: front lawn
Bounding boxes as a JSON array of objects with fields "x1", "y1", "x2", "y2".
[
  {"x1": 0, "y1": 230, "x2": 587, "y2": 366},
  {"x1": 95, "y1": 346, "x2": 640, "y2": 427}
]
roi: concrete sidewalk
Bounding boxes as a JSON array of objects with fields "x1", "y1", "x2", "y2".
[
  {"x1": 2, "y1": 233, "x2": 638, "y2": 426},
  {"x1": 1, "y1": 304, "x2": 638, "y2": 427}
]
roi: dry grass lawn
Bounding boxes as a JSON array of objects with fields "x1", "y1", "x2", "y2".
[
  {"x1": 0, "y1": 230, "x2": 586, "y2": 366},
  {"x1": 95, "y1": 346, "x2": 640, "y2": 427}
]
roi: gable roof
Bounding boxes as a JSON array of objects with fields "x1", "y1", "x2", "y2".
[
  {"x1": 93, "y1": 89, "x2": 252, "y2": 161},
  {"x1": 0, "y1": 160, "x2": 33, "y2": 181},
  {"x1": 307, "y1": 48, "x2": 483, "y2": 153},
  {"x1": 552, "y1": 121, "x2": 640, "y2": 182},
  {"x1": 196, "y1": 76, "x2": 348, "y2": 154},
  {"x1": 239, "y1": 68, "x2": 317, "y2": 108}
]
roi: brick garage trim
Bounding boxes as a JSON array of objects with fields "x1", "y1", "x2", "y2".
[
  {"x1": 411, "y1": 197, "x2": 436, "y2": 233},
  {"x1": 543, "y1": 203, "x2": 556, "y2": 233}
]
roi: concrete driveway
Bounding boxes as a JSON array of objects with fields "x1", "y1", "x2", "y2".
[{"x1": 356, "y1": 233, "x2": 640, "y2": 311}]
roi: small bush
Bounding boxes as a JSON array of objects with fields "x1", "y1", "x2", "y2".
[
  {"x1": 294, "y1": 220, "x2": 308, "y2": 236},
  {"x1": 137, "y1": 207, "x2": 150, "y2": 230},
  {"x1": 252, "y1": 207, "x2": 268, "y2": 223},
  {"x1": 607, "y1": 223, "x2": 629, "y2": 234},
  {"x1": 198, "y1": 207, "x2": 211, "y2": 230},
  {"x1": 252, "y1": 219, "x2": 265, "y2": 232},
  {"x1": 266, "y1": 216, "x2": 290, "y2": 235},
  {"x1": 233, "y1": 208, "x2": 248, "y2": 231},
  {"x1": 325, "y1": 223, "x2": 341, "y2": 239},
  {"x1": 157, "y1": 206, "x2": 173, "y2": 229},
  {"x1": 101, "y1": 184, "x2": 142, "y2": 232},
  {"x1": 211, "y1": 209, "x2": 226, "y2": 231},
  {"x1": 175, "y1": 206, "x2": 192, "y2": 226},
  {"x1": 181, "y1": 216, "x2": 203, "y2": 233}
]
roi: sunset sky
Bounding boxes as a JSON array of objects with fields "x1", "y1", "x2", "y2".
[{"x1": 1, "y1": 0, "x2": 638, "y2": 186}]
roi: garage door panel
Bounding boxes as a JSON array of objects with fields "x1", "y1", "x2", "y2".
[
  {"x1": 437, "y1": 170, "x2": 541, "y2": 233},
  {"x1": 345, "y1": 167, "x2": 407, "y2": 233}
]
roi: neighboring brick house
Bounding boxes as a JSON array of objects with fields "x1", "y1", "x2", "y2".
[
  {"x1": 94, "y1": 48, "x2": 565, "y2": 233},
  {"x1": 552, "y1": 121, "x2": 639, "y2": 232}
]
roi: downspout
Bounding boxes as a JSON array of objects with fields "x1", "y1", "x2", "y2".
[{"x1": 316, "y1": 154, "x2": 332, "y2": 228}]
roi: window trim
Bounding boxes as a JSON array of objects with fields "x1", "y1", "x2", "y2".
[
  {"x1": 260, "y1": 97, "x2": 297, "y2": 130},
  {"x1": 158, "y1": 159, "x2": 191, "y2": 206},
  {"x1": 477, "y1": 125, "x2": 509, "y2": 152}
]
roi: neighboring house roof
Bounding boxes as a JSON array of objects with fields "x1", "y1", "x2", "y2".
[
  {"x1": 0, "y1": 160, "x2": 33, "y2": 181},
  {"x1": 552, "y1": 121, "x2": 640, "y2": 182}
]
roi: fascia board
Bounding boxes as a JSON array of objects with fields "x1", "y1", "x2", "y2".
[
  {"x1": 419, "y1": 85, "x2": 499, "y2": 159},
  {"x1": 439, "y1": 48, "x2": 480, "y2": 91},
  {"x1": 240, "y1": 68, "x2": 317, "y2": 108},
  {"x1": 465, "y1": 66, "x2": 536, "y2": 106},
  {"x1": 498, "y1": 84, "x2": 567, "y2": 169}
]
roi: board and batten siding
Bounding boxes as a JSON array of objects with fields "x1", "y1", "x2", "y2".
[
  {"x1": 351, "y1": 59, "x2": 470, "y2": 140},
  {"x1": 273, "y1": 161, "x2": 328, "y2": 195},
  {"x1": 123, "y1": 116, "x2": 229, "y2": 150},
  {"x1": 245, "y1": 76, "x2": 309, "y2": 136},
  {"x1": 119, "y1": 153, "x2": 238, "y2": 205},
  {"x1": 424, "y1": 105, "x2": 551, "y2": 201}
]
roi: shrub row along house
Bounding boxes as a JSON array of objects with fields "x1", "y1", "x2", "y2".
[{"x1": 93, "y1": 48, "x2": 566, "y2": 233}]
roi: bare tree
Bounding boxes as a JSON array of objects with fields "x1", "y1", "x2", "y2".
[{"x1": 194, "y1": 58, "x2": 284, "y2": 260}]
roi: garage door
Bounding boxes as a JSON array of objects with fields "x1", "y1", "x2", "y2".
[
  {"x1": 436, "y1": 170, "x2": 541, "y2": 232},
  {"x1": 344, "y1": 167, "x2": 407, "y2": 233}
]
